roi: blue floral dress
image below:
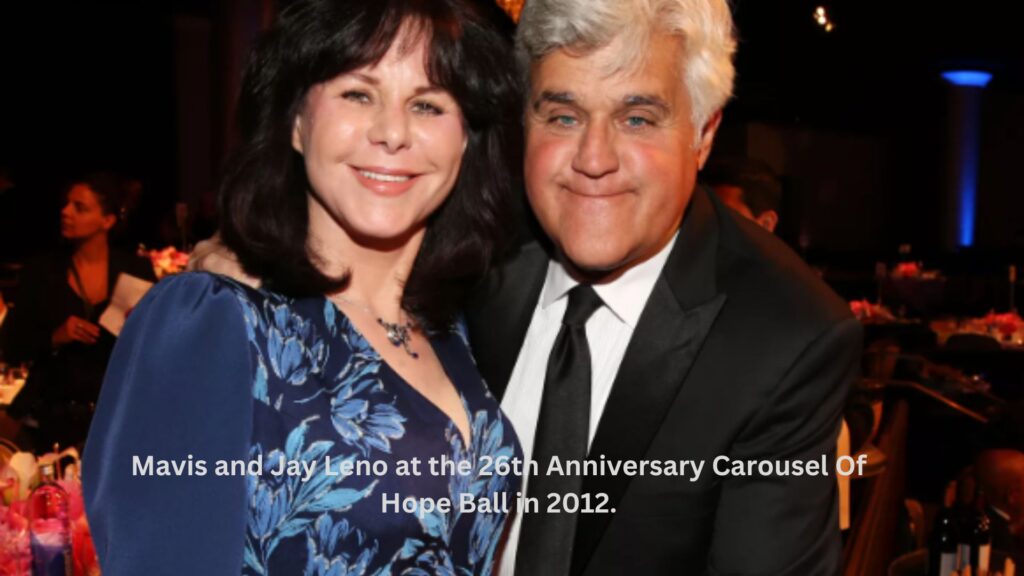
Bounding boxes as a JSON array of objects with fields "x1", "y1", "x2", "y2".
[{"x1": 83, "y1": 273, "x2": 522, "y2": 576}]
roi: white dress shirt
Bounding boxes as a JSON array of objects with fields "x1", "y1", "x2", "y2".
[{"x1": 498, "y1": 232, "x2": 678, "y2": 576}]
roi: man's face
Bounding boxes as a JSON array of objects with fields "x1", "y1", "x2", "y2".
[{"x1": 524, "y1": 32, "x2": 720, "y2": 281}]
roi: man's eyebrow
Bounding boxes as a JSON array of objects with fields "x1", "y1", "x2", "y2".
[
  {"x1": 622, "y1": 94, "x2": 670, "y2": 112},
  {"x1": 532, "y1": 90, "x2": 575, "y2": 110}
]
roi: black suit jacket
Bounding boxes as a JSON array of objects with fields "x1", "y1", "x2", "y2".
[{"x1": 466, "y1": 187, "x2": 862, "y2": 575}]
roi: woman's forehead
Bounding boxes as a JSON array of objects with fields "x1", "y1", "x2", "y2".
[{"x1": 67, "y1": 183, "x2": 99, "y2": 203}]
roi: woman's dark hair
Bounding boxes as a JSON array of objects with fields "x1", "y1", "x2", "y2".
[
  {"x1": 218, "y1": 0, "x2": 523, "y2": 330},
  {"x1": 75, "y1": 171, "x2": 130, "y2": 220}
]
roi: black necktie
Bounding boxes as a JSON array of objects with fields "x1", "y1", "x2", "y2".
[{"x1": 516, "y1": 284, "x2": 603, "y2": 576}]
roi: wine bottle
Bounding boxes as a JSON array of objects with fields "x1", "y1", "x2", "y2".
[
  {"x1": 966, "y1": 491, "x2": 992, "y2": 576},
  {"x1": 28, "y1": 463, "x2": 71, "y2": 576},
  {"x1": 930, "y1": 481, "x2": 961, "y2": 576},
  {"x1": 958, "y1": 475, "x2": 976, "y2": 571}
]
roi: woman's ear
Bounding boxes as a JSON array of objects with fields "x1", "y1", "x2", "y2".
[
  {"x1": 102, "y1": 212, "x2": 118, "y2": 232},
  {"x1": 292, "y1": 114, "x2": 305, "y2": 154}
]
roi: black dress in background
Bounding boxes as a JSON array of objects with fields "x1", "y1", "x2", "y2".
[{"x1": 0, "y1": 247, "x2": 155, "y2": 451}]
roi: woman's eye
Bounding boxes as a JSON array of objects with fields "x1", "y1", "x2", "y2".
[
  {"x1": 342, "y1": 90, "x2": 371, "y2": 104},
  {"x1": 412, "y1": 101, "x2": 444, "y2": 116}
]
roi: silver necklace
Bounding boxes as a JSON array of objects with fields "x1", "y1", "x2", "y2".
[{"x1": 333, "y1": 295, "x2": 419, "y2": 359}]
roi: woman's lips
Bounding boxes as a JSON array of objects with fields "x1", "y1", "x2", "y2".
[{"x1": 351, "y1": 166, "x2": 421, "y2": 196}]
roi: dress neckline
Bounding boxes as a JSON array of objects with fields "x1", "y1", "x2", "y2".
[{"x1": 323, "y1": 297, "x2": 474, "y2": 448}]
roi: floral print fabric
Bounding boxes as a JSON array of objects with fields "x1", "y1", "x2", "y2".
[{"x1": 230, "y1": 281, "x2": 522, "y2": 576}]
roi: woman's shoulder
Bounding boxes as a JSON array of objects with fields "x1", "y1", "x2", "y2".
[
  {"x1": 145, "y1": 270, "x2": 253, "y2": 299},
  {"x1": 131, "y1": 271, "x2": 267, "y2": 330},
  {"x1": 146, "y1": 273, "x2": 329, "y2": 349}
]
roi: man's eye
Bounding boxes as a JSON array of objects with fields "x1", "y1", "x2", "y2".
[
  {"x1": 625, "y1": 116, "x2": 653, "y2": 128},
  {"x1": 550, "y1": 115, "x2": 578, "y2": 127}
]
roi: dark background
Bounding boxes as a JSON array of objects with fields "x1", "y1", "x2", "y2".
[{"x1": 1, "y1": 0, "x2": 1021, "y2": 269}]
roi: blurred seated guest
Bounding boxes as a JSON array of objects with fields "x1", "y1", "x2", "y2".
[
  {"x1": 0, "y1": 172, "x2": 155, "y2": 451},
  {"x1": 975, "y1": 449, "x2": 1024, "y2": 543},
  {"x1": 703, "y1": 156, "x2": 782, "y2": 233}
]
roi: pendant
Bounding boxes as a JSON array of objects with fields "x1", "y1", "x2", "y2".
[{"x1": 378, "y1": 318, "x2": 419, "y2": 359}]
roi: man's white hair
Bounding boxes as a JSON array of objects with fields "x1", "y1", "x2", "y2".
[{"x1": 516, "y1": 0, "x2": 736, "y2": 139}]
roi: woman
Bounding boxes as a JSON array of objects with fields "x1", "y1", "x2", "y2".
[
  {"x1": 1, "y1": 172, "x2": 155, "y2": 451},
  {"x1": 83, "y1": 0, "x2": 523, "y2": 574}
]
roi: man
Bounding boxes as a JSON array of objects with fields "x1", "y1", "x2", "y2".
[
  {"x1": 191, "y1": 0, "x2": 860, "y2": 572},
  {"x1": 703, "y1": 156, "x2": 783, "y2": 234},
  {"x1": 465, "y1": 1, "x2": 861, "y2": 574}
]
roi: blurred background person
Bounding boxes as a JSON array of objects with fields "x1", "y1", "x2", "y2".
[
  {"x1": 703, "y1": 155, "x2": 783, "y2": 234},
  {"x1": 0, "y1": 171, "x2": 155, "y2": 452}
]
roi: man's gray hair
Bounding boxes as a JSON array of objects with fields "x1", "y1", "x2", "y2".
[{"x1": 516, "y1": 0, "x2": 736, "y2": 136}]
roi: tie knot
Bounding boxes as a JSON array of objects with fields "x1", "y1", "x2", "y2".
[{"x1": 562, "y1": 285, "x2": 603, "y2": 327}]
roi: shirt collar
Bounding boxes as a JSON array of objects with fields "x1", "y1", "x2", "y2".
[{"x1": 540, "y1": 232, "x2": 679, "y2": 328}]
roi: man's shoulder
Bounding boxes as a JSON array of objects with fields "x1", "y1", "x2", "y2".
[
  {"x1": 470, "y1": 241, "x2": 550, "y2": 303},
  {"x1": 714, "y1": 211, "x2": 853, "y2": 334},
  {"x1": 495, "y1": 240, "x2": 550, "y2": 273}
]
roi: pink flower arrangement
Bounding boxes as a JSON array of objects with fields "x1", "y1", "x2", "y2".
[
  {"x1": 849, "y1": 299, "x2": 895, "y2": 322},
  {"x1": 0, "y1": 501, "x2": 30, "y2": 575},
  {"x1": 138, "y1": 245, "x2": 191, "y2": 279},
  {"x1": 891, "y1": 261, "x2": 921, "y2": 279},
  {"x1": 982, "y1": 311, "x2": 1024, "y2": 337},
  {"x1": 0, "y1": 481, "x2": 99, "y2": 575}
]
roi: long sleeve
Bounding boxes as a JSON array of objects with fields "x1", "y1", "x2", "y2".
[
  {"x1": 708, "y1": 317, "x2": 862, "y2": 576},
  {"x1": 82, "y1": 272, "x2": 254, "y2": 575}
]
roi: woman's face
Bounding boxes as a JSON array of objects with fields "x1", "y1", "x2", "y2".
[
  {"x1": 292, "y1": 30, "x2": 467, "y2": 247},
  {"x1": 60, "y1": 184, "x2": 115, "y2": 241}
]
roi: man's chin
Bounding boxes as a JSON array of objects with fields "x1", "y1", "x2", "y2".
[{"x1": 558, "y1": 246, "x2": 637, "y2": 283}]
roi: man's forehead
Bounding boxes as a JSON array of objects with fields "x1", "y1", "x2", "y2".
[
  {"x1": 528, "y1": 35, "x2": 683, "y2": 105},
  {"x1": 530, "y1": 89, "x2": 671, "y2": 114}
]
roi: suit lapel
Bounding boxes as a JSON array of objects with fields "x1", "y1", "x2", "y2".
[
  {"x1": 572, "y1": 187, "x2": 729, "y2": 575},
  {"x1": 465, "y1": 243, "x2": 549, "y2": 400}
]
